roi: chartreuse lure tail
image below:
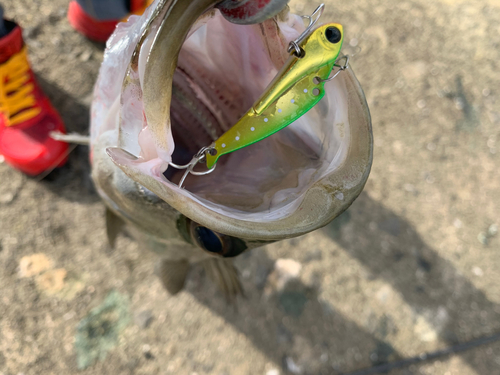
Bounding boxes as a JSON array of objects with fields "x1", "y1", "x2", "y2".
[{"x1": 205, "y1": 23, "x2": 344, "y2": 169}]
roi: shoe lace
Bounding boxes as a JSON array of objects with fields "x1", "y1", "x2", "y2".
[{"x1": 0, "y1": 46, "x2": 42, "y2": 126}]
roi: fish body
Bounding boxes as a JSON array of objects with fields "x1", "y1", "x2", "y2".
[{"x1": 90, "y1": 0, "x2": 373, "y2": 296}]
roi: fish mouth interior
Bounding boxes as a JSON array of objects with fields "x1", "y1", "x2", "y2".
[{"x1": 164, "y1": 11, "x2": 350, "y2": 219}]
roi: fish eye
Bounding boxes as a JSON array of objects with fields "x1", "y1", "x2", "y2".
[
  {"x1": 189, "y1": 221, "x2": 248, "y2": 258},
  {"x1": 192, "y1": 225, "x2": 224, "y2": 254},
  {"x1": 325, "y1": 27, "x2": 342, "y2": 44}
]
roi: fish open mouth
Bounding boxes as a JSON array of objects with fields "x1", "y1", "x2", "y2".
[
  {"x1": 95, "y1": 3, "x2": 372, "y2": 234},
  {"x1": 159, "y1": 11, "x2": 350, "y2": 219}
]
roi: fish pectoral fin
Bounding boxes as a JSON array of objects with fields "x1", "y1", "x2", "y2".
[
  {"x1": 203, "y1": 258, "x2": 243, "y2": 301},
  {"x1": 105, "y1": 208, "x2": 126, "y2": 249},
  {"x1": 155, "y1": 259, "x2": 190, "y2": 295}
]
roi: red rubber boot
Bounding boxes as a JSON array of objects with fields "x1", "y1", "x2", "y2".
[
  {"x1": 0, "y1": 21, "x2": 68, "y2": 176},
  {"x1": 67, "y1": 0, "x2": 154, "y2": 43}
]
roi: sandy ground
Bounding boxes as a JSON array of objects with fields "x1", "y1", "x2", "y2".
[{"x1": 1, "y1": 0, "x2": 499, "y2": 374}]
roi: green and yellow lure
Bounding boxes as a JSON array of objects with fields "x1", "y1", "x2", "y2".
[{"x1": 205, "y1": 23, "x2": 344, "y2": 169}]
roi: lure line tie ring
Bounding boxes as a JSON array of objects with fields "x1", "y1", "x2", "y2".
[{"x1": 288, "y1": 3, "x2": 325, "y2": 57}]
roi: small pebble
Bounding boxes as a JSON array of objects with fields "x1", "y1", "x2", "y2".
[
  {"x1": 454, "y1": 98, "x2": 464, "y2": 110},
  {"x1": 242, "y1": 269, "x2": 251, "y2": 280},
  {"x1": 488, "y1": 224, "x2": 498, "y2": 236},
  {"x1": 477, "y1": 232, "x2": 488, "y2": 245},
  {"x1": 417, "y1": 99, "x2": 426, "y2": 109},
  {"x1": 404, "y1": 183, "x2": 415, "y2": 192},
  {"x1": 270, "y1": 259, "x2": 302, "y2": 291},
  {"x1": 453, "y1": 219, "x2": 463, "y2": 229},
  {"x1": 0, "y1": 193, "x2": 14, "y2": 204},
  {"x1": 80, "y1": 50, "x2": 92, "y2": 62},
  {"x1": 135, "y1": 310, "x2": 154, "y2": 329},
  {"x1": 284, "y1": 357, "x2": 302, "y2": 374},
  {"x1": 50, "y1": 37, "x2": 61, "y2": 46},
  {"x1": 472, "y1": 267, "x2": 484, "y2": 277}
]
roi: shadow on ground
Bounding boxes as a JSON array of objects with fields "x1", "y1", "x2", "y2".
[
  {"x1": 185, "y1": 193, "x2": 500, "y2": 374},
  {"x1": 324, "y1": 194, "x2": 500, "y2": 374},
  {"x1": 187, "y1": 253, "x2": 402, "y2": 374}
]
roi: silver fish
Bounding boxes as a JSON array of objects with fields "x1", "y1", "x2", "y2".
[{"x1": 90, "y1": 0, "x2": 373, "y2": 297}]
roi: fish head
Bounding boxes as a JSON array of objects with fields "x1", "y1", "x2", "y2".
[{"x1": 90, "y1": 0, "x2": 373, "y2": 294}]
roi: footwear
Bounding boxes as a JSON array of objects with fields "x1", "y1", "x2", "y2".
[
  {"x1": 67, "y1": 0, "x2": 154, "y2": 43},
  {"x1": 0, "y1": 21, "x2": 68, "y2": 175}
]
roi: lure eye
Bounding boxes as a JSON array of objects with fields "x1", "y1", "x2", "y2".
[
  {"x1": 193, "y1": 226, "x2": 224, "y2": 254},
  {"x1": 325, "y1": 27, "x2": 342, "y2": 44}
]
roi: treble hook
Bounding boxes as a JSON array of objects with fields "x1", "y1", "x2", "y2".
[
  {"x1": 317, "y1": 54, "x2": 350, "y2": 83},
  {"x1": 168, "y1": 146, "x2": 217, "y2": 188},
  {"x1": 287, "y1": 3, "x2": 325, "y2": 57}
]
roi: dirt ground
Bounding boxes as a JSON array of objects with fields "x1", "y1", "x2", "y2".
[{"x1": 1, "y1": 0, "x2": 499, "y2": 374}]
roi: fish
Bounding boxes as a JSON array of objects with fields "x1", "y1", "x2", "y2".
[{"x1": 89, "y1": 0, "x2": 373, "y2": 298}]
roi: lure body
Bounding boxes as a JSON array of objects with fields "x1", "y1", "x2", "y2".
[{"x1": 205, "y1": 23, "x2": 344, "y2": 168}]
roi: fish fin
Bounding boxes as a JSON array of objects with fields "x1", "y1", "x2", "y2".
[
  {"x1": 155, "y1": 259, "x2": 190, "y2": 295},
  {"x1": 203, "y1": 258, "x2": 243, "y2": 301},
  {"x1": 105, "y1": 208, "x2": 125, "y2": 248}
]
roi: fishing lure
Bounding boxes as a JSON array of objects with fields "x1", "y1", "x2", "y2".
[
  {"x1": 170, "y1": 4, "x2": 349, "y2": 187},
  {"x1": 205, "y1": 21, "x2": 343, "y2": 167}
]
